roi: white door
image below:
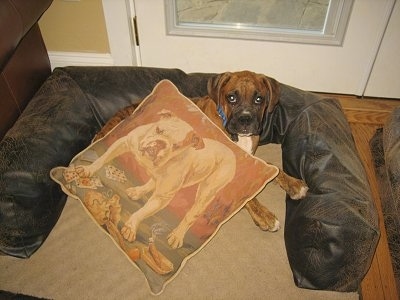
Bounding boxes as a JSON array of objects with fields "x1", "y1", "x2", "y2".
[{"x1": 104, "y1": 0, "x2": 397, "y2": 97}]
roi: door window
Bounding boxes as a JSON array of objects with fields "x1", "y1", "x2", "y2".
[{"x1": 166, "y1": 0, "x2": 353, "y2": 45}]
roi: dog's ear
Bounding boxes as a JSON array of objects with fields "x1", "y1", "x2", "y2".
[
  {"x1": 207, "y1": 72, "x2": 232, "y2": 104},
  {"x1": 173, "y1": 131, "x2": 205, "y2": 151},
  {"x1": 262, "y1": 76, "x2": 280, "y2": 113},
  {"x1": 185, "y1": 131, "x2": 205, "y2": 150}
]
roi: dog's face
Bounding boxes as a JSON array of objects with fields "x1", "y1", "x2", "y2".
[
  {"x1": 138, "y1": 110, "x2": 204, "y2": 167},
  {"x1": 207, "y1": 71, "x2": 280, "y2": 139}
]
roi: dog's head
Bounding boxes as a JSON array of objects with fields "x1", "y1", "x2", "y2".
[
  {"x1": 207, "y1": 71, "x2": 280, "y2": 139},
  {"x1": 138, "y1": 110, "x2": 204, "y2": 167}
]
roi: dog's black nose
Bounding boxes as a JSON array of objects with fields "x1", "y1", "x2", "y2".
[{"x1": 238, "y1": 113, "x2": 252, "y2": 125}]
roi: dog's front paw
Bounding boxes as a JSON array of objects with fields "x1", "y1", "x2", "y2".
[
  {"x1": 121, "y1": 219, "x2": 138, "y2": 242},
  {"x1": 75, "y1": 165, "x2": 93, "y2": 178},
  {"x1": 287, "y1": 179, "x2": 309, "y2": 200},
  {"x1": 126, "y1": 187, "x2": 144, "y2": 200},
  {"x1": 167, "y1": 230, "x2": 184, "y2": 249},
  {"x1": 275, "y1": 171, "x2": 309, "y2": 200},
  {"x1": 252, "y1": 212, "x2": 281, "y2": 232},
  {"x1": 260, "y1": 217, "x2": 280, "y2": 232},
  {"x1": 245, "y1": 199, "x2": 280, "y2": 232}
]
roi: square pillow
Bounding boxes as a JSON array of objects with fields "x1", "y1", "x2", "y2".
[{"x1": 50, "y1": 79, "x2": 278, "y2": 295}]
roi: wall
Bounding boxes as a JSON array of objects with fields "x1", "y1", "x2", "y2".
[{"x1": 39, "y1": 0, "x2": 110, "y2": 53}]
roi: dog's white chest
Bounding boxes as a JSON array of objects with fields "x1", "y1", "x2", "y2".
[{"x1": 236, "y1": 136, "x2": 254, "y2": 154}]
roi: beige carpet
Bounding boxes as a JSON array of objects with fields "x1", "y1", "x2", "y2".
[{"x1": 0, "y1": 144, "x2": 358, "y2": 299}]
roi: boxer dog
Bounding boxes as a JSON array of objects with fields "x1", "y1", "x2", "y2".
[{"x1": 94, "y1": 71, "x2": 308, "y2": 234}]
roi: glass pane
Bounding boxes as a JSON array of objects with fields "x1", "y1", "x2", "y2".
[
  {"x1": 176, "y1": 0, "x2": 330, "y2": 32},
  {"x1": 166, "y1": 0, "x2": 353, "y2": 45}
]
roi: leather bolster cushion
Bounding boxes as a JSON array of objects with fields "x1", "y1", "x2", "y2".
[
  {"x1": 0, "y1": 67, "x2": 379, "y2": 292},
  {"x1": 260, "y1": 84, "x2": 380, "y2": 291},
  {"x1": 370, "y1": 107, "x2": 400, "y2": 281},
  {"x1": 382, "y1": 108, "x2": 400, "y2": 280},
  {"x1": 0, "y1": 69, "x2": 98, "y2": 257}
]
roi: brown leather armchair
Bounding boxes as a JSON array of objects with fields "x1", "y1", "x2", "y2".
[{"x1": 0, "y1": 0, "x2": 52, "y2": 139}]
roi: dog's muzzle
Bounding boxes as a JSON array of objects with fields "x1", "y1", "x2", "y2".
[
  {"x1": 238, "y1": 111, "x2": 253, "y2": 126},
  {"x1": 139, "y1": 140, "x2": 167, "y2": 161},
  {"x1": 226, "y1": 107, "x2": 260, "y2": 139}
]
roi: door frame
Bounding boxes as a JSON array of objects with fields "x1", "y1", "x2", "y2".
[{"x1": 102, "y1": 0, "x2": 140, "y2": 66}]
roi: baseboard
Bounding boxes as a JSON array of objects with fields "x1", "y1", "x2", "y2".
[{"x1": 48, "y1": 51, "x2": 114, "y2": 69}]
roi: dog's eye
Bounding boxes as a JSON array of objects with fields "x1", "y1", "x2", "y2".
[
  {"x1": 255, "y1": 96, "x2": 264, "y2": 104},
  {"x1": 227, "y1": 94, "x2": 237, "y2": 104}
]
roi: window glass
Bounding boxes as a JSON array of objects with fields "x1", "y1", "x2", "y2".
[{"x1": 166, "y1": 0, "x2": 353, "y2": 45}]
